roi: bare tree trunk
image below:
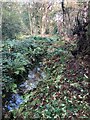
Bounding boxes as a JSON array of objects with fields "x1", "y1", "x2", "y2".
[
  {"x1": 41, "y1": 14, "x2": 46, "y2": 35},
  {"x1": 41, "y1": 3, "x2": 48, "y2": 36},
  {"x1": 28, "y1": 3, "x2": 33, "y2": 35}
]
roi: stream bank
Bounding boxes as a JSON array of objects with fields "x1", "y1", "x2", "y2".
[{"x1": 3, "y1": 63, "x2": 46, "y2": 111}]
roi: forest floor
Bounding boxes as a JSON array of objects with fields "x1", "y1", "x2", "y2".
[{"x1": 3, "y1": 35, "x2": 90, "y2": 119}]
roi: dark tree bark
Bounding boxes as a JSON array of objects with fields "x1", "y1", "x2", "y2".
[
  {"x1": 87, "y1": 1, "x2": 90, "y2": 55},
  {"x1": 70, "y1": 1, "x2": 90, "y2": 106},
  {"x1": 72, "y1": 2, "x2": 90, "y2": 58}
]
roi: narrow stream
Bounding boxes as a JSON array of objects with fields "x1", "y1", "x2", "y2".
[
  {"x1": 19, "y1": 66, "x2": 46, "y2": 93},
  {"x1": 5, "y1": 94, "x2": 23, "y2": 111},
  {"x1": 5, "y1": 65, "x2": 46, "y2": 111}
]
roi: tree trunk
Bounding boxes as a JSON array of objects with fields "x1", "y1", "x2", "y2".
[
  {"x1": 87, "y1": 1, "x2": 90, "y2": 54},
  {"x1": 28, "y1": 3, "x2": 33, "y2": 35},
  {"x1": 41, "y1": 3, "x2": 48, "y2": 36}
]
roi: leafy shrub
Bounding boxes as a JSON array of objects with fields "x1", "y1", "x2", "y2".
[{"x1": 3, "y1": 37, "x2": 50, "y2": 93}]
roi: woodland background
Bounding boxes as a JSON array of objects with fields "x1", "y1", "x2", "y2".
[{"x1": 2, "y1": 0, "x2": 90, "y2": 119}]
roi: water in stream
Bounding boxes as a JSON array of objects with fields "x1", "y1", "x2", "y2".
[
  {"x1": 5, "y1": 94, "x2": 23, "y2": 111},
  {"x1": 5, "y1": 65, "x2": 46, "y2": 111}
]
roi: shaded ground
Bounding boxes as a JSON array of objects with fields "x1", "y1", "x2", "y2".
[{"x1": 3, "y1": 37, "x2": 90, "y2": 119}]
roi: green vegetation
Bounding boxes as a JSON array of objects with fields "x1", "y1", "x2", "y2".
[
  {"x1": 3, "y1": 36, "x2": 90, "y2": 119},
  {"x1": 2, "y1": 37, "x2": 51, "y2": 92},
  {"x1": 2, "y1": 1, "x2": 90, "y2": 120}
]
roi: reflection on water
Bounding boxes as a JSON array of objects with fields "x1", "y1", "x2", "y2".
[
  {"x1": 5, "y1": 94, "x2": 23, "y2": 111},
  {"x1": 6, "y1": 65, "x2": 46, "y2": 111},
  {"x1": 19, "y1": 66, "x2": 46, "y2": 93}
]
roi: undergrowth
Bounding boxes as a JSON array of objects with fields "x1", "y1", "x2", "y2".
[{"x1": 3, "y1": 36, "x2": 90, "y2": 119}]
